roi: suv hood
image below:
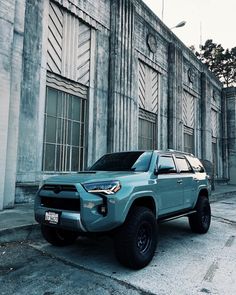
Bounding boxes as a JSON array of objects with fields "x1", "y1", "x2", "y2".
[{"x1": 44, "y1": 171, "x2": 147, "y2": 185}]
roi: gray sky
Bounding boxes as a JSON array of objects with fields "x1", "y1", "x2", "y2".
[{"x1": 142, "y1": 0, "x2": 236, "y2": 50}]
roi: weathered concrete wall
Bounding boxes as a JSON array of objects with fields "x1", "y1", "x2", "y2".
[
  {"x1": 134, "y1": 5, "x2": 169, "y2": 150},
  {"x1": 87, "y1": 28, "x2": 110, "y2": 165},
  {"x1": 225, "y1": 87, "x2": 236, "y2": 184},
  {"x1": 0, "y1": 0, "x2": 26, "y2": 209},
  {"x1": 16, "y1": 0, "x2": 111, "y2": 202},
  {"x1": 16, "y1": 0, "x2": 45, "y2": 202},
  {"x1": 133, "y1": 0, "x2": 224, "y2": 176},
  {"x1": 0, "y1": 0, "x2": 230, "y2": 207},
  {"x1": 0, "y1": 1, "x2": 14, "y2": 210}
]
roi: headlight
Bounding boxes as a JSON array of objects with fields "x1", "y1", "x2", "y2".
[{"x1": 82, "y1": 181, "x2": 121, "y2": 195}]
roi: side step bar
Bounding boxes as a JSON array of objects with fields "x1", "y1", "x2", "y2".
[{"x1": 158, "y1": 210, "x2": 197, "y2": 223}]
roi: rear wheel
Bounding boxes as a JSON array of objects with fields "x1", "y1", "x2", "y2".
[
  {"x1": 41, "y1": 225, "x2": 79, "y2": 246},
  {"x1": 114, "y1": 206, "x2": 158, "y2": 269},
  {"x1": 189, "y1": 196, "x2": 211, "y2": 234}
]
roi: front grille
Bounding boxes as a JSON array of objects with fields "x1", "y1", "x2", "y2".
[
  {"x1": 42, "y1": 184, "x2": 77, "y2": 192},
  {"x1": 41, "y1": 196, "x2": 80, "y2": 211}
]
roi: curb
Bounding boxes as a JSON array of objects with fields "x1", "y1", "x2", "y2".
[
  {"x1": 0, "y1": 223, "x2": 41, "y2": 244},
  {"x1": 211, "y1": 190, "x2": 236, "y2": 203}
]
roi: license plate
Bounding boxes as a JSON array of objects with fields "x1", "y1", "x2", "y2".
[{"x1": 45, "y1": 211, "x2": 59, "y2": 224}]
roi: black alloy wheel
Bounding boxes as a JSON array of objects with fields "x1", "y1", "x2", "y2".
[{"x1": 114, "y1": 206, "x2": 158, "y2": 270}]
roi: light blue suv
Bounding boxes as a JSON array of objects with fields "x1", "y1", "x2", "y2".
[{"x1": 35, "y1": 150, "x2": 211, "y2": 269}]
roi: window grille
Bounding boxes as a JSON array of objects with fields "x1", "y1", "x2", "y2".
[
  {"x1": 43, "y1": 87, "x2": 86, "y2": 172},
  {"x1": 184, "y1": 126, "x2": 194, "y2": 154},
  {"x1": 138, "y1": 109, "x2": 157, "y2": 150}
]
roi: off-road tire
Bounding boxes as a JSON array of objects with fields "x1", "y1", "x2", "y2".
[
  {"x1": 114, "y1": 206, "x2": 158, "y2": 270},
  {"x1": 189, "y1": 196, "x2": 211, "y2": 234},
  {"x1": 41, "y1": 225, "x2": 78, "y2": 246}
]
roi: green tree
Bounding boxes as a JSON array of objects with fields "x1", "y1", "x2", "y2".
[{"x1": 195, "y1": 40, "x2": 236, "y2": 87}]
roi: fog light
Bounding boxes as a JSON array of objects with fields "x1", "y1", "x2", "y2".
[{"x1": 98, "y1": 205, "x2": 107, "y2": 215}]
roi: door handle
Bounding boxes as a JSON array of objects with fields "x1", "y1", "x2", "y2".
[
  {"x1": 193, "y1": 178, "x2": 200, "y2": 182},
  {"x1": 177, "y1": 179, "x2": 182, "y2": 184}
]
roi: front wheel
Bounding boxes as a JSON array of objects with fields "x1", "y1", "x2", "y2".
[
  {"x1": 188, "y1": 196, "x2": 211, "y2": 234},
  {"x1": 114, "y1": 206, "x2": 158, "y2": 270},
  {"x1": 41, "y1": 225, "x2": 79, "y2": 246}
]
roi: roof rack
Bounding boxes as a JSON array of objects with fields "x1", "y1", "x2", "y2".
[{"x1": 167, "y1": 149, "x2": 194, "y2": 157}]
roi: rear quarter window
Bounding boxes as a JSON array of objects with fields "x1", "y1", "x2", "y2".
[
  {"x1": 186, "y1": 156, "x2": 205, "y2": 173},
  {"x1": 175, "y1": 157, "x2": 193, "y2": 173}
]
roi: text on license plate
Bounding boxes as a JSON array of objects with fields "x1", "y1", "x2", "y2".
[{"x1": 45, "y1": 211, "x2": 59, "y2": 224}]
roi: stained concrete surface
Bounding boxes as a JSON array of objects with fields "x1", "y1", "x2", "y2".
[
  {"x1": 0, "y1": 242, "x2": 144, "y2": 295},
  {"x1": 0, "y1": 195, "x2": 236, "y2": 295}
]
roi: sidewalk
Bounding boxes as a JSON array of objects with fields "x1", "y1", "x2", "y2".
[
  {"x1": 0, "y1": 203, "x2": 39, "y2": 243},
  {"x1": 1, "y1": 184, "x2": 236, "y2": 243},
  {"x1": 211, "y1": 183, "x2": 236, "y2": 201}
]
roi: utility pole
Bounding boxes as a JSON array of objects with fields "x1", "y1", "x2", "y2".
[{"x1": 162, "y1": 0, "x2": 164, "y2": 21}]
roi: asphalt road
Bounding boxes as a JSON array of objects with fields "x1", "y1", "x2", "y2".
[{"x1": 1, "y1": 196, "x2": 236, "y2": 295}]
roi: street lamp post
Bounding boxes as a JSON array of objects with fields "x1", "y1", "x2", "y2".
[{"x1": 162, "y1": 0, "x2": 164, "y2": 21}]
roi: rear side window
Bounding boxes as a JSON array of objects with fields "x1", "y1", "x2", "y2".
[
  {"x1": 186, "y1": 156, "x2": 205, "y2": 173},
  {"x1": 175, "y1": 157, "x2": 193, "y2": 173}
]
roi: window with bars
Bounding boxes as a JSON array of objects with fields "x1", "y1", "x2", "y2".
[
  {"x1": 138, "y1": 109, "x2": 157, "y2": 150},
  {"x1": 43, "y1": 87, "x2": 86, "y2": 172},
  {"x1": 184, "y1": 126, "x2": 194, "y2": 154}
]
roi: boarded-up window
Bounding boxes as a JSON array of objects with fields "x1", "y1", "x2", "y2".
[
  {"x1": 138, "y1": 61, "x2": 159, "y2": 113},
  {"x1": 47, "y1": 1, "x2": 91, "y2": 86},
  {"x1": 183, "y1": 91, "x2": 195, "y2": 154},
  {"x1": 138, "y1": 61, "x2": 159, "y2": 149}
]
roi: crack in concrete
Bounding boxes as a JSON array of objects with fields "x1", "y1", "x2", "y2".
[
  {"x1": 212, "y1": 215, "x2": 236, "y2": 225},
  {"x1": 29, "y1": 243, "x2": 157, "y2": 295}
]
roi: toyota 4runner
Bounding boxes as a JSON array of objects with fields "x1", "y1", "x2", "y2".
[{"x1": 35, "y1": 150, "x2": 211, "y2": 269}]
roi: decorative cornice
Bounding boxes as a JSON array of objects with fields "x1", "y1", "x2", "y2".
[{"x1": 47, "y1": 71, "x2": 88, "y2": 99}]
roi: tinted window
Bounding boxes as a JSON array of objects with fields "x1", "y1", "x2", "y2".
[
  {"x1": 158, "y1": 156, "x2": 176, "y2": 173},
  {"x1": 175, "y1": 157, "x2": 192, "y2": 173},
  {"x1": 186, "y1": 156, "x2": 205, "y2": 173},
  {"x1": 90, "y1": 151, "x2": 153, "y2": 172}
]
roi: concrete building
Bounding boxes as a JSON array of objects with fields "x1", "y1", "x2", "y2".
[{"x1": 0, "y1": 0, "x2": 236, "y2": 210}]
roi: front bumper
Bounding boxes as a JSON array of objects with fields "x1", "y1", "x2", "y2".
[
  {"x1": 35, "y1": 207, "x2": 87, "y2": 232},
  {"x1": 34, "y1": 183, "x2": 126, "y2": 233}
]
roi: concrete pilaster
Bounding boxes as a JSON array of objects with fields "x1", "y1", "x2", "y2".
[
  {"x1": 0, "y1": 0, "x2": 15, "y2": 210},
  {"x1": 201, "y1": 73, "x2": 212, "y2": 161},
  {"x1": 221, "y1": 89, "x2": 229, "y2": 180},
  {"x1": 108, "y1": 0, "x2": 137, "y2": 152},
  {"x1": 3, "y1": 0, "x2": 26, "y2": 208},
  {"x1": 175, "y1": 47, "x2": 183, "y2": 151},
  {"x1": 16, "y1": 0, "x2": 44, "y2": 185},
  {"x1": 225, "y1": 87, "x2": 236, "y2": 184},
  {"x1": 167, "y1": 43, "x2": 179, "y2": 149}
]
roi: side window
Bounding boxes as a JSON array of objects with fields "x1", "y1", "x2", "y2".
[
  {"x1": 158, "y1": 156, "x2": 176, "y2": 174},
  {"x1": 175, "y1": 157, "x2": 192, "y2": 173},
  {"x1": 186, "y1": 156, "x2": 205, "y2": 173}
]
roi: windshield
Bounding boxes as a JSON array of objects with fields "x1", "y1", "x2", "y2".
[{"x1": 89, "y1": 151, "x2": 153, "y2": 172}]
